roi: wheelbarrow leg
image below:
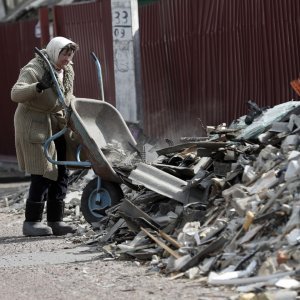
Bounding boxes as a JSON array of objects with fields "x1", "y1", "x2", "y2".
[{"x1": 95, "y1": 176, "x2": 102, "y2": 205}]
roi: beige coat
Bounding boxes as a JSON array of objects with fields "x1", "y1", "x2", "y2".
[{"x1": 11, "y1": 54, "x2": 76, "y2": 181}]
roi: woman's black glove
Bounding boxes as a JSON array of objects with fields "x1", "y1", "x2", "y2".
[{"x1": 36, "y1": 71, "x2": 53, "y2": 92}]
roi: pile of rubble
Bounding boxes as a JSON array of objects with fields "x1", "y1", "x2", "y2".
[
  {"x1": 91, "y1": 100, "x2": 300, "y2": 298},
  {"x1": 1, "y1": 100, "x2": 300, "y2": 299}
]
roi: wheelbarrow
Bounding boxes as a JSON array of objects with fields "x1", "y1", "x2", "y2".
[{"x1": 35, "y1": 48, "x2": 138, "y2": 224}]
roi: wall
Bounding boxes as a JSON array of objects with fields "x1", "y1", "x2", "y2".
[
  {"x1": 1, "y1": 0, "x2": 300, "y2": 157},
  {"x1": 0, "y1": 20, "x2": 40, "y2": 156},
  {"x1": 139, "y1": 0, "x2": 300, "y2": 140}
]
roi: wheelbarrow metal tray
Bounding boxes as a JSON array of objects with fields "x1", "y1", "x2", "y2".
[{"x1": 69, "y1": 98, "x2": 137, "y2": 183}]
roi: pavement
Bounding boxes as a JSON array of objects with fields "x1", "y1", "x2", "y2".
[{"x1": 0, "y1": 156, "x2": 29, "y2": 183}]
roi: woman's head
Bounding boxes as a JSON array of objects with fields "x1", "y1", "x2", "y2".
[{"x1": 46, "y1": 36, "x2": 79, "y2": 69}]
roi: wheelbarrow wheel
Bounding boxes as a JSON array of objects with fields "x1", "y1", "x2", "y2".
[{"x1": 81, "y1": 177, "x2": 123, "y2": 224}]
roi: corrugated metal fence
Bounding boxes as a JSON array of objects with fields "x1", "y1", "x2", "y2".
[
  {"x1": 0, "y1": 0, "x2": 114, "y2": 157},
  {"x1": 53, "y1": 0, "x2": 115, "y2": 102},
  {"x1": 1, "y1": 0, "x2": 300, "y2": 156},
  {"x1": 0, "y1": 20, "x2": 40, "y2": 156},
  {"x1": 139, "y1": 0, "x2": 300, "y2": 139}
]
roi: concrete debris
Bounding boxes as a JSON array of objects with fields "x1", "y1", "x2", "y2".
[{"x1": 2, "y1": 100, "x2": 300, "y2": 297}]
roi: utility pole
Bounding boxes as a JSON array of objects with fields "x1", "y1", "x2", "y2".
[{"x1": 110, "y1": 0, "x2": 143, "y2": 127}]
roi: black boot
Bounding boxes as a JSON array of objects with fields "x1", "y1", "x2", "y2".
[
  {"x1": 47, "y1": 200, "x2": 76, "y2": 236},
  {"x1": 23, "y1": 201, "x2": 53, "y2": 236}
]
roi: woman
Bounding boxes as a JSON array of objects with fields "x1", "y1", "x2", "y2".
[{"x1": 11, "y1": 36, "x2": 79, "y2": 236}]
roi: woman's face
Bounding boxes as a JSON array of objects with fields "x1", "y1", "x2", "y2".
[{"x1": 56, "y1": 48, "x2": 75, "y2": 70}]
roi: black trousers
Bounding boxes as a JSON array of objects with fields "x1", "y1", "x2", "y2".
[{"x1": 28, "y1": 135, "x2": 69, "y2": 203}]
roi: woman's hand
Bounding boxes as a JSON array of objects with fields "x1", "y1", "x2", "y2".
[{"x1": 36, "y1": 71, "x2": 53, "y2": 92}]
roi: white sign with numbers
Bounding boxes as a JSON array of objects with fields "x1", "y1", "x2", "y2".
[{"x1": 112, "y1": 8, "x2": 132, "y2": 40}]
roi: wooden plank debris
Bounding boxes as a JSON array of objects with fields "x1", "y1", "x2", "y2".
[{"x1": 140, "y1": 227, "x2": 181, "y2": 259}]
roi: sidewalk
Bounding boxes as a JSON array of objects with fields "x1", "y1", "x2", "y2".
[{"x1": 0, "y1": 155, "x2": 29, "y2": 182}]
